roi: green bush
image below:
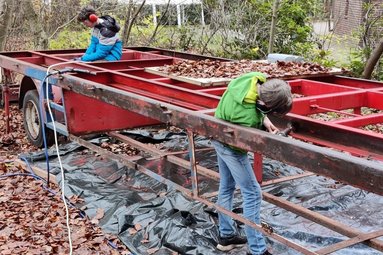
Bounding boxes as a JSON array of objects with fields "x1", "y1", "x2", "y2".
[{"x1": 49, "y1": 28, "x2": 90, "y2": 50}]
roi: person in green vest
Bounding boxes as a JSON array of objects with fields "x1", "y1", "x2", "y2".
[{"x1": 213, "y1": 72, "x2": 292, "y2": 255}]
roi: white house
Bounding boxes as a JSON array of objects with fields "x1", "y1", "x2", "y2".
[{"x1": 119, "y1": 0, "x2": 204, "y2": 27}]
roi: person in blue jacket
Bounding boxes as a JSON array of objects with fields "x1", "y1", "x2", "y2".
[{"x1": 77, "y1": 6, "x2": 122, "y2": 62}]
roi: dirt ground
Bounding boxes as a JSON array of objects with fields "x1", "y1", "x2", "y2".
[{"x1": 0, "y1": 105, "x2": 132, "y2": 255}]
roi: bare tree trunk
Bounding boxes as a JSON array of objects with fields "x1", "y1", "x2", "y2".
[
  {"x1": 148, "y1": 0, "x2": 171, "y2": 45},
  {"x1": 36, "y1": 30, "x2": 49, "y2": 50},
  {"x1": 22, "y1": 0, "x2": 46, "y2": 49},
  {"x1": 122, "y1": 0, "x2": 146, "y2": 46},
  {"x1": 122, "y1": 0, "x2": 133, "y2": 44},
  {"x1": 201, "y1": 27, "x2": 219, "y2": 55},
  {"x1": 0, "y1": 0, "x2": 13, "y2": 51},
  {"x1": 362, "y1": 39, "x2": 383, "y2": 79},
  {"x1": 268, "y1": 0, "x2": 280, "y2": 54}
]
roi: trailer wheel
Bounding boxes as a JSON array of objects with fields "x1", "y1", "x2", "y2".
[
  {"x1": 23, "y1": 90, "x2": 54, "y2": 147},
  {"x1": 0, "y1": 85, "x2": 4, "y2": 108}
]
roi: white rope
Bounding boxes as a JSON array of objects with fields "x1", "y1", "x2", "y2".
[{"x1": 44, "y1": 60, "x2": 80, "y2": 255}]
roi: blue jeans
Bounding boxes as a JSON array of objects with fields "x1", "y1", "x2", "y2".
[{"x1": 213, "y1": 140, "x2": 266, "y2": 255}]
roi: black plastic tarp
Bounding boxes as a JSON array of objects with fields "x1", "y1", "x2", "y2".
[{"x1": 22, "y1": 130, "x2": 383, "y2": 255}]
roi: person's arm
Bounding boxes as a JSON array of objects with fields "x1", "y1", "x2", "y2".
[
  {"x1": 263, "y1": 115, "x2": 279, "y2": 134},
  {"x1": 84, "y1": 36, "x2": 97, "y2": 55},
  {"x1": 81, "y1": 43, "x2": 113, "y2": 61},
  {"x1": 81, "y1": 29, "x2": 117, "y2": 62}
]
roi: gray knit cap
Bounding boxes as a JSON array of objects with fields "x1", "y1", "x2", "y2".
[{"x1": 258, "y1": 79, "x2": 292, "y2": 115}]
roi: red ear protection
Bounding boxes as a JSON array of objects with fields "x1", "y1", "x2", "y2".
[{"x1": 89, "y1": 14, "x2": 98, "y2": 23}]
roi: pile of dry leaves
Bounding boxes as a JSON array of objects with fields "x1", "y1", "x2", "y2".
[
  {"x1": 0, "y1": 105, "x2": 37, "y2": 160},
  {"x1": 158, "y1": 59, "x2": 334, "y2": 79},
  {"x1": 0, "y1": 162, "x2": 131, "y2": 255},
  {"x1": 0, "y1": 105, "x2": 132, "y2": 254}
]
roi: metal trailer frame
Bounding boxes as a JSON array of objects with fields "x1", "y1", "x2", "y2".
[{"x1": 1, "y1": 47, "x2": 383, "y2": 254}]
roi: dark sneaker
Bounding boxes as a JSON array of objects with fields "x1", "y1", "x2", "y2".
[{"x1": 216, "y1": 235, "x2": 247, "y2": 251}]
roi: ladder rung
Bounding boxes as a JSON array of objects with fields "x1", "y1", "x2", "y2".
[
  {"x1": 48, "y1": 102, "x2": 64, "y2": 112},
  {"x1": 46, "y1": 121, "x2": 68, "y2": 136}
]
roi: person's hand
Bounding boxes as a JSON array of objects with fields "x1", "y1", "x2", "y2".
[{"x1": 263, "y1": 115, "x2": 279, "y2": 134}]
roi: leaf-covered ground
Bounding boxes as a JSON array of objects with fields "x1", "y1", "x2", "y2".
[
  {"x1": 0, "y1": 105, "x2": 37, "y2": 160},
  {"x1": 0, "y1": 105, "x2": 132, "y2": 254}
]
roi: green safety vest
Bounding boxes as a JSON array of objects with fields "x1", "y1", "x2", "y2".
[{"x1": 215, "y1": 72, "x2": 266, "y2": 129}]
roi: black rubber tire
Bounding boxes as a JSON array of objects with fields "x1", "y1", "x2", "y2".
[
  {"x1": 0, "y1": 86, "x2": 4, "y2": 108},
  {"x1": 22, "y1": 90, "x2": 54, "y2": 148}
]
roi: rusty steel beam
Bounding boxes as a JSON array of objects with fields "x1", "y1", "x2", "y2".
[
  {"x1": 57, "y1": 75, "x2": 383, "y2": 195},
  {"x1": 69, "y1": 135, "x2": 192, "y2": 196},
  {"x1": 264, "y1": 193, "x2": 383, "y2": 252},
  {"x1": 315, "y1": 229, "x2": 383, "y2": 255},
  {"x1": 14, "y1": 159, "x2": 58, "y2": 184},
  {"x1": 107, "y1": 131, "x2": 383, "y2": 253},
  {"x1": 0, "y1": 54, "x2": 382, "y2": 194},
  {"x1": 108, "y1": 131, "x2": 220, "y2": 180},
  {"x1": 309, "y1": 75, "x2": 383, "y2": 89},
  {"x1": 0, "y1": 53, "x2": 221, "y2": 108},
  {"x1": 3, "y1": 48, "x2": 383, "y2": 254},
  {"x1": 110, "y1": 131, "x2": 314, "y2": 189},
  {"x1": 3, "y1": 52, "x2": 382, "y2": 162},
  {"x1": 187, "y1": 131, "x2": 199, "y2": 197},
  {"x1": 70, "y1": 135, "x2": 318, "y2": 255},
  {"x1": 202, "y1": 171, "x2": 316, "y2": 200},
  {"x1": 262, "y1": 172, "x2": 315, "y2": 186},
  {"x1": 91, "y1": 132, "x2": 383, "y2": 253},
  {"x1": 193, "y1": 196, "x2": 319, "y2": 255},
  {"x1": 270, "y1": 114, "x2": 383, "y2": 160},
  {"x1": 154, "y1": 147, "x2": 215, "y2": 157},
  {"x1": 125, "y1": 46, "x2": 232, "y2": 61}
]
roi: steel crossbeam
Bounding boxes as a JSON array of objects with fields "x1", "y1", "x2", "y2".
[
  {"x1": 1, "y1": 49, "x2": 383, "y2": 194},
  {"x1": 2, "y1": 47, "x2": 383, "y2": 254},
  {"x1": 70, "y1": 132, "x2": 383, "y2": 254}
]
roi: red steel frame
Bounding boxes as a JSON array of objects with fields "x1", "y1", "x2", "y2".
[
  {"x1": 1, "y1": 47, "x2": 383, "y2": 190},
  {"x1": 1, "y1": 47, "x2": 383, "y2": 254}
]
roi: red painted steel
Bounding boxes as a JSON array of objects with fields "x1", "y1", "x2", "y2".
[
  {"x1": 63, "y1": 91, "x2": 159, "y2": 134},
  {"x1": 289, "y1": 79, "x2": 359, "y2": 96},
  {"x1": 2, "y1": 47, "x2": 383, "y2": 254},
  {"x1": 253, "y1": 153, "x2": 263, "y2": 183},
  {"x1": 2, "y1": 49, "x2": 383, "y2": 145},
  {"x1": 292, "y1": 91, "x2": 369, "y2": 115},
  {"x1": 310, "y1": 75, "x2": 383, "y2": 89},
  {"x1": 1, "y1": 47, "x2": 383, "y2": 176}
]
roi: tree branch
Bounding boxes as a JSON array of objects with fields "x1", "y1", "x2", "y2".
[{"x1": 48, "y1": 14, "x2": 77, "y2": 40}]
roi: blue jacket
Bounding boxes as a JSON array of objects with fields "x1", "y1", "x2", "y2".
[{"x1": 81, "y1": 15, "x2": 122, "y2": 62}]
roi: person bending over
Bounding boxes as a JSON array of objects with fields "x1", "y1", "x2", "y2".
[{"x1": 213, "y1": 72, "x2": 292, "y2": 255}]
